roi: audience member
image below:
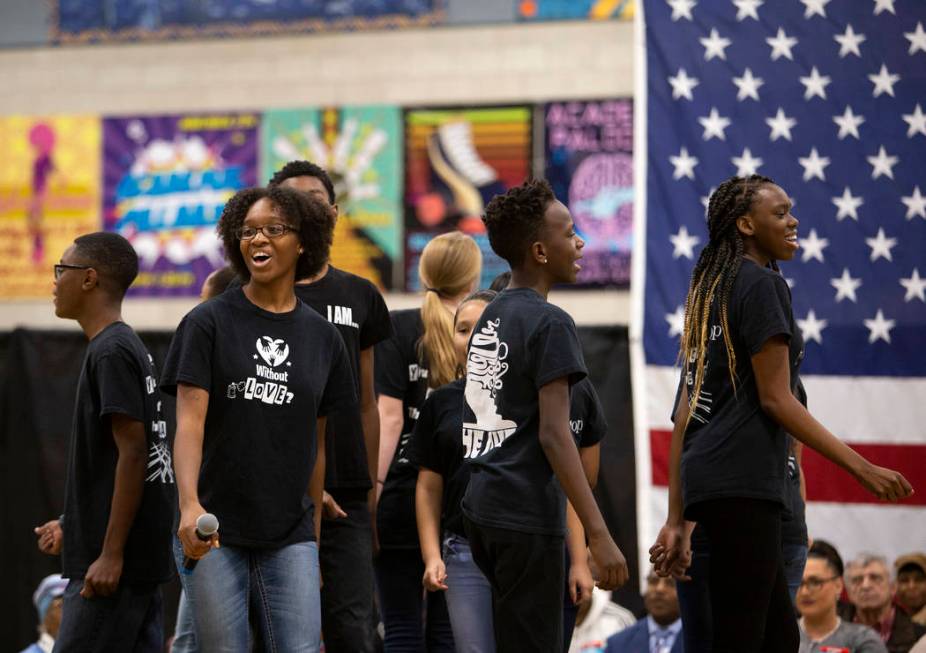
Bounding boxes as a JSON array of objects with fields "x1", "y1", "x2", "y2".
[
  {"x1": 18, "y1": 575, "x2": 67, "y2": 653},
  {"x1": 605, "y1": 571, "x2": 683, "y2": 653},
  {"x1": 844, "y1": 554, "x2": 926, "y2": 653},
  {"x1": 569, "y1": 587, "x2": 635, "y2": 653},
  {"x1": 895, "y1": 554, "x2": 926, "y2": 626},
  {"x1": 797, "y1": 551, "x2": 887, "y2": 653}
]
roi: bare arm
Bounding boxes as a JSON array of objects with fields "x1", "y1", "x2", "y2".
[
  {"x1": 174, "y1": 384, "x2": 217, "y2": 560},
  {"x1": 566, "y1": 500, "x2": 593, "y2": 605},
  {"x1": 539, "y1": 378, "x2": 627, "y2": 590},
  {"x1": 376, "y1": 394, "x2": 404, "y2": 502},
  {"x1": 416, "y1": 468, "x2": 447, "y2": 591},
  {"x1": 753, "y1": 337, "x2": 912, "y2": 501},
  {"x1": 310, "y1": 417, "x2": 327, "y2": 542},
  {"x1": 360, "y1": 348, "x2": 380, "y2": 492},
  {"x1": 81, "y1": 413, "x2": 147, "y2": 598},
  {"x1": 579, "y1": 443, "x2": 600, "y2": 490}
]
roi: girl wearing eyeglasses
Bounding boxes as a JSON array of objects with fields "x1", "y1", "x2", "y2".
[{"x1": 161, "y1": 186, "x2": 356, "y2": 652}]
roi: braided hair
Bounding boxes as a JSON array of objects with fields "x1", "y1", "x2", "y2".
[{"x1": 680, "y1": 174, "x2": 774, "y2": 426}]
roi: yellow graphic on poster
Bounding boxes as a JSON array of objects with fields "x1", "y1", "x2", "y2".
[{"x1": 0, "y1": 116, "x2": 102, "y2": 298}]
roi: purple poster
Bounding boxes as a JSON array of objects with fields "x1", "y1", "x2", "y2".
[
  {"x1": 544, "y1": 100, "x2": 634, "y2": 287},
  {"x1": 103, "y1": 113, "x2": 259, "y2": 296}
]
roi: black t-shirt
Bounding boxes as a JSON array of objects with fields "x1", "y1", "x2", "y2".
[
  {"x1": 160, "y1": 288, "x2": 356, "y2": 548},
  {"x1": 681, "y1": 259, "x2": 804, "y2": 519},
  {"x1": 375, "y1": 308, "x2": 429, "y2": 549},
  {"x1": 62, "y1": 322, "x2": 175, "y2": 583},
  {"x1": 570, "y1": 377, "x2": 608, "y2": 448},
  {"x1": 406, "y1": 379, "x2": 469, "y2": 538},
  {"x1": 781, "y1": 381, "x2": 808, "y2": 545},
  {"x1": 294, "y1": 266, "x2": 392, "y2": 494},
  {"x1": 461, "y1": 288, "x2": 587, "y2": 536}
]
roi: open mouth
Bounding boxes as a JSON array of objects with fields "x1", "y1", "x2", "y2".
[
  {"x1": 251, "y1": 251, "x2": 272, "y2": 267},
  {"x1": 785, "y1": 233, "x2": 798, "y2": 248}
]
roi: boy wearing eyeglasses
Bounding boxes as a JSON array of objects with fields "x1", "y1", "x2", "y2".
[{"x1": 34, "y1": 232, "x2": 174, "y2": 652}]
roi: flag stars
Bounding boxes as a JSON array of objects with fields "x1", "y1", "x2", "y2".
[
  {"x1": 902, "y1": 104, "x2": 926, "y2": 138},
  {"x1": 832, "y1": 187, "x2": 864, "y2": 221},
  {"x1": 670, "y1": 147, "x2": 699, "y2": 180},
  {"x1": 900, "y1": 269, "x2": 926, "y2": 303},
  {"x1": 800, "y1": 67, "x2": 831, "y2": 100},
  {"x1": 797, "y1": 310, "x2": 828, "y2": 344},
  {"x1": 733, "y1": 0, "x2": 763, "y2": 21},
  {"x1": 699, "y1": 107, "x2": 732, "y2": 141},
  {"x1": 901, "y1": 187, "x2": 926, "y2": 221},
  {"x1": 905, "y1": 22, "x2": 926, "y2": 55},
  {"x1": 835, "y1": 24, "x2": 866, "y2": 58},
  {"x1": 766, "y1": 108, "x2": 797, "y2": 141},
  {"x1": 670, "y1": 225, "x2": 701, "y2": 259},
  {"x1": 865, "y1": 228, "x2": 897, "y2": 262},
  {"x1": 668, "y1": 68, "x2": 700, "y2": 101},
  {"x1": 869, "y1": 64, "x2": 900, "y2": 98},
  {"x1": 800, "y1": 0, "x2": 830, "y2": 18},
  {"x1": 864, "y1": 310, "x2": 895, "y2": 344},
  {"x1": 733, "y1": 68, "x2": 764, "y2": 101},
  {"x1": 799, "y1": 148, "x2": 830, "y2": 181},
  {"x1": 867, "y1": 146, "x2": 899, "y2": 180},
  {"x1": 799, "y1": 228, "x2": 829, "y2": 263},
  {"x1": 831, "y1": 268, "x2": 862, "y2": 303},
  {"x1": 667, "y1": 0, "x2": 697, "y2": 21},
  {"x1": 833, "y1": 106, "x2": 865, "y2": 140},
  {"x1": 700, "y1": 28, "x2": 732, "y2": 60},
  {"x1": 665, "y1": 305, "x2": 686, "y2": 338},
  {"x1": 732, "y1": 148, "x2": 763, "y2": 176},
  {"x1": 873, "y1": 0, "x2": 896, "y2": 15},
  {"x1": 767, "y1": 28, "x2": 798, "y2": 61}
]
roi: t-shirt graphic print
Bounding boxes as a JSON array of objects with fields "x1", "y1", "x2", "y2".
[
  {"x1": 224, "y1": 335, "x2": 296, "y2": 405},
  {"x1": 463, "y1": 317, "x2": 517, "y2": 458},
  {"x1": 460, "y1": 288, "x2": 587, "y2": 536}
]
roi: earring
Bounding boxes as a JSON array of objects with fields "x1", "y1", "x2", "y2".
[{"x1": 542, "y1": 258, "x2": 548, "y2": 264}]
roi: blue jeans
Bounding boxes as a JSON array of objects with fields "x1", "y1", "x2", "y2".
[
  {"x1": 443, "y1": 534, "x2": 495, "y2": 653},
  {"x1": 374, "y1": 547, "x2": 455, "y2": 652},
  {"x1": 782, "y1": 542, "x2": 808, "y2": 605},
  {"x1": 173, "y1": 536, "x2": 321, "y2": 653},
  {"x1": 171, "y1": 589, "x2": 196, "y2": 653}
]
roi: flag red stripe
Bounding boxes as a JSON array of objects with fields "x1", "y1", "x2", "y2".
[{"x1": 649, "y1": 429, "x2": 926, "y2": 506}]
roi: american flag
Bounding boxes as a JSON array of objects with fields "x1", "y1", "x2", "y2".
[{"x1": 632, "y1": 0, "x2": 926, "y2": 569}]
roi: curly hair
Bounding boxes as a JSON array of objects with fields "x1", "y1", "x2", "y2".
[
  {"x1": 483, "y1": 178, "x2": 556, "y2": 268},
  {"x1": 267, "y1": 160, "x2": 336, "y2": 204},
  {"x1": 680, "y1": 174, "x2": 774, "y2": 426},
  {"x1": 217, "y1": 186, "x2": 334, "y2": 282},
  {"x1": 73, "y1": 232, "x2": 138, "y2": 297}
]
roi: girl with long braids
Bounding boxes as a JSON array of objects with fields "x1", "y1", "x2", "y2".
[
  {"x1": 650, "y1": 175, "x2": 912, "y2": 652},
  {"x1": 374, "y1": 231, "x2": 481, "y2": 651}
]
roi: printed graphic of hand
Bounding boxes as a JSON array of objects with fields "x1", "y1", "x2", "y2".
[
  {"x1": 34, "y1": 519, "x2": 63, "y2": 555},
  {"x1": 422, "y1": 557, "x2": 448, "y2": 592},
  {"x1": 855, "y1": 461, "x2": 914, "y2": 502},
  {"x1": 649, "y1": 522, "x2": 692, "y2": 581},
  {"x1": 178, "y1": 504, "x2": 220, "y2": 561},
  {"x1": 81, "y1": 552, "x2": 123, "y2": 598},
  {"x1": 322, "y1": 491, "x2": 348, "y2": 520},
  {"x1": 588, "y1": 531, "x2": 628, "y2": 591}
]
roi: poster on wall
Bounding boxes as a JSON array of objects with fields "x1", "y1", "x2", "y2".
[
  {"x1": 103, "y1": 113, "x2": 259, "y2": 296},
  {"x1": 404, "y1": 106, "x2": 532, "y2": 290},
  {"x1": 544, "y1": 99, "x2": 634, "y2": 287},
  {"x1": 262, "y1": 107, "x2": 403, "y2": 290},
  {"x1": 517, "y1": 0, "x2": 634, "y2": 21},
  {"x1": 0, "y1": 115, "x2": 101, "y2": 299}
]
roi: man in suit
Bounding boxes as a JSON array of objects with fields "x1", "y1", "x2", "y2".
[{"x1": 606, "y1": 570, "x2": 684, "y2": 653}]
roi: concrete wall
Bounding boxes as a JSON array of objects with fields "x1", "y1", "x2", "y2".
[{"x1": 0, "y1": 19, "x2": 634, "y2": 329}]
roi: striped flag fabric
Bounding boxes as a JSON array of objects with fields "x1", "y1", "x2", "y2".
[{"x1": 631, "y1": 0, "x2": 926, "y2": 571}]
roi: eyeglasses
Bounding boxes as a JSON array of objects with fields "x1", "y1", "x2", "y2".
[
  {"x1": 54, "y1": 264, "x2": 92, "y2": 280},
  {"x1": 236, "y1": 224, "x2": 295, "y2": 240},
  {"x1": 799, "y1": 576, "x2": 839, "y2": 591}
]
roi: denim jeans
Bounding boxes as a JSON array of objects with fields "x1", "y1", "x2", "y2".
[
  {"x1": 172, "y1": 535, "x2": 321, "y2": 653},
  {"x1": 54, "y1": 578, "x2": 162, "y2": 653},
  {"x1": 442, "y1": 534, "x2": 495, "y2": 653},
  {"x1": 781, "y1": 542, "x2": 808, "y2": 605},
  {"x1": 374, "y1": 547, "x2": 455, "y2": 652},
  {"x1": 171, "y1": 588, "x2": 196, "y2": 653}
]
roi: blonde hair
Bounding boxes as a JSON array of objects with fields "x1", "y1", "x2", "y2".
[{"x1": 418, "y1": 232, "x2": 482, "y2": 387}]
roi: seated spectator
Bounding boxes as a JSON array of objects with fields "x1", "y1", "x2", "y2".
[
  {"x1": 844, "y1": 554, "x2": 926, "y2": 653},
  {"x1": 605, "y1": 571, "x2": 683, "y2": 653},
  {"x1": 19, "y1": 574, "x2": 67, "y2": 653},
  {"x1": 797, "y1": 551, "x2": 887, "y2": 653},
  {"x1": 569, "y1": 587, "x2": 636, "y2": 653},
  {"x1": 895, "y1": 554, "x2": 926, "y2": 626}
]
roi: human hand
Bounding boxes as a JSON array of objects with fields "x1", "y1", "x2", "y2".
[
  {"x1": 35, "y1": 519, "x2": 63, "y2": 555},
  {"x1": 322, "y1": 491, "x2": 348, "y2": 520},
  {"x1": 178, "y1": 505, "x2": 220, "y2": 560},
  {"x1": 649, "y1": 522, "x2": 691, "y2": 581},
  {"x1": 568, "y1": 554, "x2": 595, "y2": 606},
  {"x1": 422, "y1": 558, "x2": 448, "y2": 592},
  {"x1": 588, "y1": 532, "x2": 628, "y2": 591},
  {"x1": 81, "y1": 552, "x2": 123, "y2": 598},
  {"x1": 855, "y1": 462, "x2": 913, "y2": 502}
]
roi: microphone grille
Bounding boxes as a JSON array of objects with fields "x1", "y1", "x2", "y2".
[{"x1": 196, "y1": 513, "x2": 219, "y2": 536}]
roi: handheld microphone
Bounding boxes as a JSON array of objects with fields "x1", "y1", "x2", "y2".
[{"x1": 180, "y1": 513, "x2": 219, "y2": 575}]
